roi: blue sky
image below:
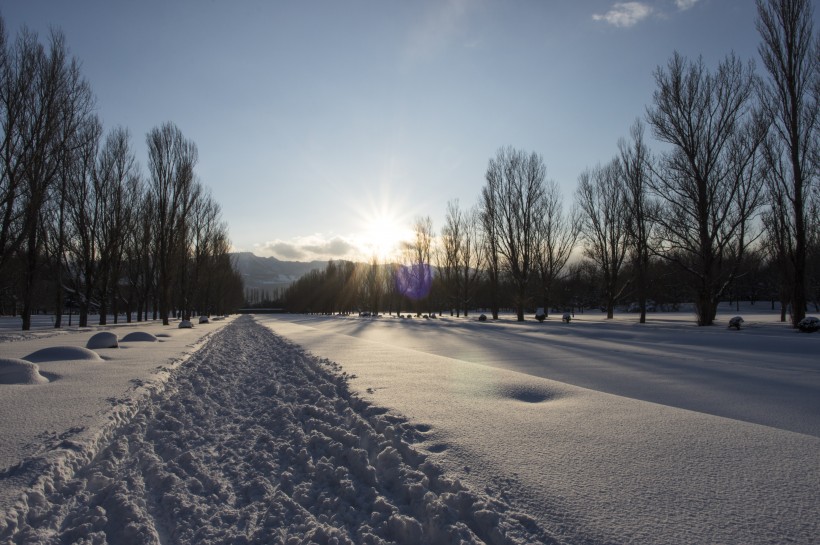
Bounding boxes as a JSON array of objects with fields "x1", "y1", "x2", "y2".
[{"x1": 2, "y1": 1, "x2": 776, "y2": 262}]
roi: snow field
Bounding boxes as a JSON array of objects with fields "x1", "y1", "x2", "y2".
[
  {"x1": 2, "y1": 316, "x2": 551, "y2": 544},
  {"x1": 260, "y1": 314, "x2": 820, "y2": 545}
]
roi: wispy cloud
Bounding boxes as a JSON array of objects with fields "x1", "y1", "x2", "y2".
[
  {"x1": 592, "y1": 2, "x2": 653, "y2": 28},
  {"x1": 675, "y1": 0, "x2": 700, "y2": 10},
  {"x1": 255, "y1": 234, "x2": 358, "y2": 262}
]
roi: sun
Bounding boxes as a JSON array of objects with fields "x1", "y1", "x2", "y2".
[
  {"x1": 359, "y1": 212, "x2": 412, "y2": 262},
  {"x1": 347, "y1": 190, "x2": 415, "y2": 262}
]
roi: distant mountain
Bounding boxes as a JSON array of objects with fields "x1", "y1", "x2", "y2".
[{"x1": 231, "y1": 252, "x2": 327, "y2": 293}]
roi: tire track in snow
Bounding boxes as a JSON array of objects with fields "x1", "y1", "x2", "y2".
[{"x1": 6, "y1": 315, "x2": 552, "y2": 544}]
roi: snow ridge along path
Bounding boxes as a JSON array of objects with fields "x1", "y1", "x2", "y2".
[{"x1": 4, "y1": 315, "x2": 552, "y2": 545}]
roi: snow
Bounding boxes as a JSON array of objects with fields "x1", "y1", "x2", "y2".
[
  {"x1": 0, "y1": 305, "x2": 818, "y2": 544},
  {"x1": 0, "y1": 359, "x2": 48, "y2": 385},
  {"x1": 86, "y1": 332, "x2": 119, "y2": 349},
  {"x1": 120, "y1": 332, "x2": 158, "y2": 343},
  {"x1": 256, "y1": 306, "x2": 820, "y2": 545},
  {"x1": 23, "y1": 346, "x2": 102, "y2": 363}
]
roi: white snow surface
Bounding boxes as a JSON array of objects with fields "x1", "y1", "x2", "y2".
[
  {"x1": 0, "y1": 307, "x2": 817, "y2": 544},
  {"x1": 257, "y1": 308, "x2": 820, "y2": 545}
]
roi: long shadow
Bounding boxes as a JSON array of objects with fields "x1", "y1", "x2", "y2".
[{"x1": 289, "y1": 315, "x2": 820, "y2": 437}]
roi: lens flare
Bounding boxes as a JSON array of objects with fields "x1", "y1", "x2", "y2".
[{"x1": 396, "y1": 263, "x2": 433, "y2": 300}]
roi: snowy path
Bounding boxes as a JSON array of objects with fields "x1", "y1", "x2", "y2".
[
  {"x1": 264, "y1": 313, "x2": 820, "y2": 437},
  {"x1": 261, "y1": 314, "x2": 820, "y2": 545},
  {"x1": 3, "y1": 316, "x2": 551, "y2": 544}
]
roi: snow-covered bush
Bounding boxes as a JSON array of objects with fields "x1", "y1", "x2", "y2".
[
  {"x1": 728, "y1": 316, "x2": 744, "y2": 330},
  {"x1": 179, "y1": 320, "x2": 193, "y2": 329},
  {"x1": 86, "y1": 331, "x2": 118, "y2": 349},
  {"x1": 198, "y1": 316, "x2": 209, "y2": 324},
  {"x1": 121, "y1": 331, "x2": 158, "y2": 342},
  {"x1": 0, "y1": 358, "x2": 48, "y2": 384},
  {"x1": 535, "y1": 308, "x2": 546, "y2": 322},
  {"x1": 562, "y1": 312, "x2": 571, "y2": 323},
  {"x1": 24, "y1": 346, "x2": 102, "y2": 362},
  {"x1": 797, "y1": 316, "x2": 819, "y2": 333},
  {"x1": 478, "y1": 314, "x2": 487, "y2": 322}
]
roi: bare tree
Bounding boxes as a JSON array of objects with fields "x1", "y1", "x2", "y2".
[
  {"x1": 0, "y1": 17, "x2": 26, "y2": 276},
  {"x1": 482, "y1": 147, "x2": 546, "y2": 321},
  {"x1": 438, "y1": 200, "x2": 486, "y2": 317},
  {"x1": 438, "y1": 200, "x2": 462, "y2": 315},
  {"x1": 576, "y1": 160, "x2": 630, "y2": 319},
  {"x1": 618, "y1": 119, "x2": 657, "y2": 323},
  {"x1": 646, "y1": 53, "x2": 768, "y2": 326},
  {"x1": 120, "y1": 179, "x2": 148, "y2": 322},
  {"x1": 458, "y1": 205, "x2": 485, "y2": 317},
  {"x1": 400, "y1": 215, "x2": 434, "y2": 315},
  {"x1": 45, "y1": 110, "x2": 102, "y2": 327},
  {"x1": 189, "y1": 187, "x2": 220, "y2": 316},
  {"x1": 534, "y1": 179, "x2": 579, "y2": 317},
  {"x1": 94, "y1": 127, "x2": 140, "y2": 325},
  {"x1": 479, "y1": 175, "x2": 502, "y2": 320},
  {"x1": 757, "y1": 0, "x2": 819, "y2": 326},
  {"x1": 64, "y1": 117, "x2": 103, "y2": 327},
  {"x1": 146, "y1": 122, "x2": 198, "y2": 325},
  {"x1": 0, "y1": 26, "x2": 95, "y2": 329}
]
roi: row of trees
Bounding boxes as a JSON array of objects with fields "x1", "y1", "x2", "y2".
[
  {"x1": 281, "y1": 0, "x2": 818, "y2": 327},
  {"x1": 0, "y1": 18, "x2": 243, "y2": 330}
]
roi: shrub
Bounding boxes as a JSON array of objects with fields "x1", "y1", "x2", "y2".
[{"x1": 797, "y1": 316, "x2": 819, "y2": 333}]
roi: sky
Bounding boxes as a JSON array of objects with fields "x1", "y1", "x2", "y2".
[{"x1": 0, "y1": 0, "x2": 785, "y2": 262}]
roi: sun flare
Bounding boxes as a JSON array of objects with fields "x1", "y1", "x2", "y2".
[
  {"x1": 358, "y1": 212, "x2": 412, "y2": 261},
  {"x1": 349, "y1": 192, "x2": 415, "y2": 262}
]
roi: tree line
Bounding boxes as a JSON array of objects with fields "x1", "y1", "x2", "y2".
[
  {"x1": 0, "y1": 17, "x2": 243, "y2": 330},
  {"x1": 282, "y1": 0, "x2": 819, "y2": 327}
]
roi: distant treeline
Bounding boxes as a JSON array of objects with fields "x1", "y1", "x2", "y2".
[
  {"x1": 282, "y1": 0, "x2": 819, "y2": 327},
  {"x1": 0, "y1": 16, "x2": 244, "y2": 329}
]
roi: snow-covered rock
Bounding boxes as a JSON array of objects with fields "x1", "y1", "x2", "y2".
[
  {"x1": 178, "y1": 320, "x2": 193, "y2": 329},
  {"x1": 198, "y1": 316, "x2": 209, "y2": 324}
]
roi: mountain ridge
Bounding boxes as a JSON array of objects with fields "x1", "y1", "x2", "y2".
[{"x1": 231, "y1": 252, "x2": 329, "y2": 294}]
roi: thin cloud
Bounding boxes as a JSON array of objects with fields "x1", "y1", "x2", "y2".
[
  {"x1": 592, "y1": 2, "x2": 653, "y2": 28},
  {"x1": 256, "y1": 235, "x2": 358, "y2": 262},
  {"x1": 675, "y1": 0, "x2": 700, "y2": 10}
]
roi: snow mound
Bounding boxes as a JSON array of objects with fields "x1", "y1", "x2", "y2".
[
  {"x1": 86, "y1": 331, "x2": 118, "y2": 349},
  {"x1": 120, "y1": 332, "x2": 158, "y2": 342},
  {"x1": 198, "y1": 316, "x2": 209, "y2": 324},
  {"x1": 0, "y1": 358, "x2": 49, "y2": 384},
  {"x1": 23, "y1": 346, "x2": 103, "y2": 363},
  {"x1": 178, "y1": 320, "x2": 193, "y2": 329}
]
